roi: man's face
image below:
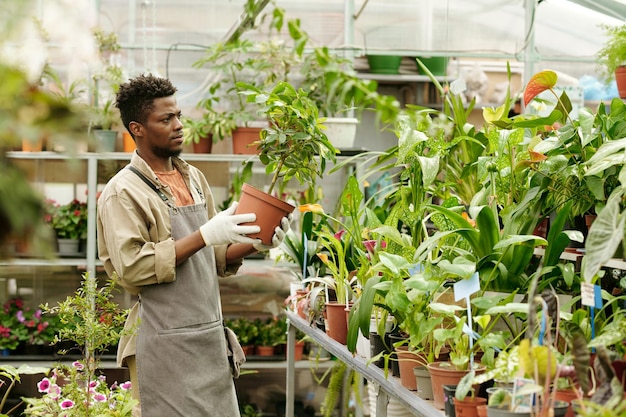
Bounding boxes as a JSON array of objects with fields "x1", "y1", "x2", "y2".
[{"x1": 139, "y1": 96, "x2": 184, "y2": 158}]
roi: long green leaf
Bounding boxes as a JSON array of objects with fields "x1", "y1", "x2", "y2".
[{"x1": 583, "y1": 191, "x2": 625, "y2": 281}]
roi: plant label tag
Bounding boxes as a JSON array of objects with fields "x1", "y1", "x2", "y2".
[
  {"x1": 581, "y1": 282, "x2": 601, "y2": 308},
  {"x1": 594, "y1": 284, "x2": 602, "y2": 308},
  {"x1": 408, "y1": 264, "x2": 424, "y2": 275},
  {"x1": 454, "y1": 272, "x2": 480, "y2": 302}
]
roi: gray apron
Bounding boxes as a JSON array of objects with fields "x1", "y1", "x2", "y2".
[{"x1": 136, "y1": 202, "x2": 240, "y2": 417}]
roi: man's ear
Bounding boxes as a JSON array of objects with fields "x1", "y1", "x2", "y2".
[{"x1": 129, "y1": 121, "x2": 142, "y2": 139}]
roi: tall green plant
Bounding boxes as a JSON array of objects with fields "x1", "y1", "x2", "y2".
[{"x1": 239, "y1": 80, "x2": 338, "y2": 195}]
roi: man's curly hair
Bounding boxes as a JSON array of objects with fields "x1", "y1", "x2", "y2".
[{"x1": 115, "y1": 74, "x2": 177, "y2": 134}]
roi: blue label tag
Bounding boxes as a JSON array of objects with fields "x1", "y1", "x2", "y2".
[{"x1": 594, "y1": 284, "x2": 602, "y2": 309}]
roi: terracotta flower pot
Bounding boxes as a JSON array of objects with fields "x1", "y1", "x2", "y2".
[
  {"x1": 454, "y1": 397, "x2": 487, "y2": 417},
  {"x1": 616, "y1": 66, "x2": 626, "y2": 99},
  {"x1": 427, "y1": 362, "x2": 485, "y2": 410},
  {"x1": 192, "y1": 135, "x2": 213, "y2": 153},
  {"x1": 256, "y1": 345, "x2": 275, "y2": 356},
  {"x1": 324, "y1": 302, "x2": 348, "y2": 344},
  {"x1": 553, "y1": 388, "x2": 580, "y2": 417},
  {"x1": 232, "y1": 127, "x2": 262, "y2": 154},
  {"x1": 293, "y1": 340, "x2": 305, "y2": 361},
  {"x1": 395, "y1": 346, "x2": 427, "y2": 391},
  {"x1": 235, "y1": 183, "x2": 295, "y2": 246}
]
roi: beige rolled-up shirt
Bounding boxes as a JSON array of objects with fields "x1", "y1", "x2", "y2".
[{"x1": 97, "y1": 151, "x2": 242, "y2": 367}]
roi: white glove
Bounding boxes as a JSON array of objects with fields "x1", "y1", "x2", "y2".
[
  {"x1": 199, "y1": 202, "x2": 261, "y2": 246},
  {"x1": 253, "y1": 213, "x2": 293, "y2": 252}
]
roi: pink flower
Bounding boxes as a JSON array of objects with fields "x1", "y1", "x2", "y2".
[
  {"x1": 37, "y1": 378, "x2": 51, "y2": 393},
  {"x1": 60, "y1": 399, "x2": 74, "y2": 409},
  {"x1": 120, "y1": 381, "x2": 132, "y2": 390},
  {"x1": 93, "y1": 393, "x2": 107, "y2": 402},
  {"x1": 334, "y1": 230, "x2": 346, "y2": 240},
  {"x1": 362, "y1": 240, "x2": 387, "y2": 253},
  {"x1": 48, "y1": 384, "x2": 61, "y2": 400},
  {"x1": 73, "y1": 361, "x2": 84, "y2": 371}
]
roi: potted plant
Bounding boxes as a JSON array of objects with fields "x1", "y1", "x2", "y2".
[
  {"x1": 226, "y1": 317, "x2": 259, "y2": 355},
  {"x1": 22, "y1": 273, "x2": 136, "y2": 416},
  {"x1": 190, "y1": 4, "x2": 305, "y2": 154},
  {"x1": 233, "y1": 80, "x2": 338, "y2": 245},
  {"x1": 44, "y1": 198, "x2": 88, "y2": 255},
  {"x1": 596, "y1": 23, "x2": 626, "y2": 99},
  {"x1": 0, "y1": 298, "x2": 30, "y2": 353},
  {"x1": 89, "y1": 28, "x2": 124, "y2": 152},
  {"x1": 299, "y1": 46, "x2": 401, "y2": 149},
  {"x1": 181, "y1": 114, "x2": 214, "y2": 154}
]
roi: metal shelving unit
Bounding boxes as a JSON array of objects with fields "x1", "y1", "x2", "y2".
[{"x1": 284, "y1": 310, "x2": 444, "y2": 417}]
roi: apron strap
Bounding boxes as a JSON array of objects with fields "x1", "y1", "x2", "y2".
[
  {"x1": 127, "y1": 165, "x2": 204, "y2": 206},
  {"x1": 126, "y1": 166, "x2": 171, "y2": 204}
]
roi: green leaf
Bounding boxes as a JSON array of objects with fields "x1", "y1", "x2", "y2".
[
  {"x1": 428, "y1": 302, "x2": 464, "y2": 316},
  {"x1": 455, "y1": 370, "x2": 475, "y2": 400},
  {"x1": 583, "y1": 191, "x2": 625, "y2": 281},
  {"x1": 485, "y1": 302, "x2": 529, "y2": 315},
  {"x1": 493, "y1": 235, "x2": 547, "y2": 250}
]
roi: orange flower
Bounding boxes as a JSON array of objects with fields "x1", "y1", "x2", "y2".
[
  {"x1": 462, "y1": 212, "x2": 476, "y2": 227},
  {"x1": 317, "y1": 253, "x2": 329, "y2": 264},
  {"x1": 529, "y1": 150, "x2": 547, "y2": 162},
  {"x1": 299, "y1": 203, "x2": 325, "y2": 214}
]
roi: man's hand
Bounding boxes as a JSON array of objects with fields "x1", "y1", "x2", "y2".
[{"x1": 199, "y1": 202, "x2": 260, "y2": 246}]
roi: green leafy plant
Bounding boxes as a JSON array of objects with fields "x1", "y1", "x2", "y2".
[
  {"x1": 0, "y1": 298, "x2": 29, "y2": 350},
  {"x1": 596, "y1": 24, "x2": 626, "y2": 82},
  {"x1": 22, "y1": 273, "x2": 136, "y2": 416},
  {"x1": 42, "y1": 272, "x2": 130, "y2": 362},
  {"x1": 181, "y1": 115, "x2": 212, "y2": 145},
  {"x1": 226, "y1": 317, "x2": 259, "y2": 347},
  {"x1": 89, "y1": 29, "x2": 123, "y2": 131},
  {"x1": 255, "y1": 316, "x2": 287, "y2": 347},
  {"x1": 238, "y1": 80, "x2": 338, "y2": 195},
  {"x1": 0, "y1": 364, "x2": 50, "y2": 417},
  {"x1": 44, "y1": 199, "x2": 88, "y2": 240},
  {"x1": 22, "y1": 362, "x2": 136, "y2": 417}
]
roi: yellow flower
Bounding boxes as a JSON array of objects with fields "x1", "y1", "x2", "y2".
[
  {"x1": 299, "y1": 203, "x2": 325, "y2": 214},
  {"x1": 462, "y1": 212, "x2": 476, "y2": 228},
  {"x1": 316, "y1": 253, "x2": 329, "y2": 264}
]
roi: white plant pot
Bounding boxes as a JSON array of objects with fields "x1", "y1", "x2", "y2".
[{"x1": 323, "y1": 117, "x2": 358, "y2": 149}]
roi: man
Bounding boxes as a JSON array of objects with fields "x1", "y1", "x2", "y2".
[{"x1": 97, "y1": 73, "x2": 290, "y2": 416}]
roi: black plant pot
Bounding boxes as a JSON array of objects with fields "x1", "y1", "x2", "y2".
[
  {"x1": 443, "y1": 384, "x2": 457, "y2": 417},
  {"x1": 369, "y1": 332, "x2": 387, "y2": 369}
]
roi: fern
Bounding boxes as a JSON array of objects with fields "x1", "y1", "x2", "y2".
[{"x1": 321, "y1": 361, "x2": 347, "y2": 417}]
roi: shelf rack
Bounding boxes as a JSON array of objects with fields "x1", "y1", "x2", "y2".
[{"x1": 284, "y1": 310, "x2": 444, "y2": 417}]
